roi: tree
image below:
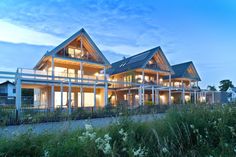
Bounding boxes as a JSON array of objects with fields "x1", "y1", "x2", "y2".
[
  {"x1": 219, "y1": 79, "x2": 234, "y2": 91},
  {"x1": 207, "y1": 85, "x2": 217, "y2": 91}
]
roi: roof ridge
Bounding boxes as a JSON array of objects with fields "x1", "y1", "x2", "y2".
[
  {"x1": 111, "y1": 46, "x2": 160, "y2": 65},
  {"x1": 172, "y1": 61, "x2": 193, "y2": 67}
]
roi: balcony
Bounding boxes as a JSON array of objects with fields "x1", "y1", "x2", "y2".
[
  {"x1": 17, "y1": 68, "x2": 106, "y2": 84},
  {"x1": 145, "y1": 64, "x2": 169, "y2": 71}
]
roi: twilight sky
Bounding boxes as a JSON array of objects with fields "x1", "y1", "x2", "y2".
[{"x1": 0, "y1": 0, "x2": 235, "y2": 89}]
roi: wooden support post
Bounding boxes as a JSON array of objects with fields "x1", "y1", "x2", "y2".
[
  {"x1": 16, "y1": 75, "x2": 22, "y2": 112},
  {"x1": 194, "y1": 90, "x2": 197, "y2": 104},
  {"x1": 51, "y1": 55, "x2": 55, "y2": 80},
  {"x1": 168, "y1": 74, "x2": 172, "y2": 105},
  {"x1": 156, "y1": 73, "x2": 159, "y2": 85},
  {"x1": 155, "y1": 89, "x2": 159, "y2": 105},
  {"x1": 142, "y1": 69, "x2": 145, "y2": 84},
  {"x1": 51, "y1": 85, "x2": 54, "y2": 112},
  {"x1": 51, "y1": 54, "x2": 55, "y2": 112},
  {"x1": 104, "y1": 66, "x2": 108, "y2": 106},
  {"x1": 142, "y1": 85, "x2": 145, "y2": 105},
  {"x1": 182, "y1": 80, "x2": 185, "y2": 105},
  {"x1": 94, "y1": 83, "x2": 97, "y2": 110},
  {"x1": 138, "y1": 86, "x2": 142, "y2": 106},
  {"x1": 152, "y1": 86, "x2": 154, "y2": 104},
  {"x1": 212, "y1": 91, "x2": 215, "y2": 104},
  {"x1": 128, "y1": 89, "x2": 131, "y2": 105},
  {"x1": 60, "y1": 82, "x2": 63, "y2": 109},
  {"x1": 142, "y1": 69, "x2": 145, "y2": 105},
  {"x1": 68, "y1": 79, "x2": 72, "y2": 115},
  {"x1": 80, "y1": 62, "x2": 84, "y2": 107}
]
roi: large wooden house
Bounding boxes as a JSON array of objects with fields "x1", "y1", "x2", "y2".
[{"x1": 6, "y1": 28, "x2": 202, "y2": 111}]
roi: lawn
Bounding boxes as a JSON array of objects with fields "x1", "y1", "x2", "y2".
[{"x1": 0, "y1": 104, "x2": 235, "y2": 157}]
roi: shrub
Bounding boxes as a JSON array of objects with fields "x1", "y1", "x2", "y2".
[{"x1": 0, "y1": 105, "x2": 236, "y2": 156}]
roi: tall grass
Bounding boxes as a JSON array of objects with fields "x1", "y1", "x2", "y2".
[{"x1": 0, "y1": 105, "x2": 236, "y2": 157}]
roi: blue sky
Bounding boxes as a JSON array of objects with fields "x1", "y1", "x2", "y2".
[{"x1": 0, "y1": 0, "x2": 236, "y2": 89}]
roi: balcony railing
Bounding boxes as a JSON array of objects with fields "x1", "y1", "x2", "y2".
[
  {"x1": 146, "y1": 64, "x2": 169, "y2": 71},
  {"x1": 18, "y1": 68, "x2": 105, "y2": 83}
]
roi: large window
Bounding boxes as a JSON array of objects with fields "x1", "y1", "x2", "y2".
[
  {"x1": 55, "y1": 92, "x2": 75, "y2": 108},
  {"x1": 78, "y1": 92, "x2": 94, "y2": 107},
  {"x1": 68, "y1": 69, "x2": 75, "y2": 78},
  {"x1": 68, "y1": 47, "x2": 82, "y2": 58},
  {"x1": 124, "y1": 75, "x2": 132, "y2": 87},
  {"x1": 55, "y1": 92, "x2": 67, "y2": 108}
]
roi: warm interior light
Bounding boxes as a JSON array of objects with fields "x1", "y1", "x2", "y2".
[
  {"x1": 160, "y1": 95, "x2": 165, "y2": 101},
  {"x1": 148, "y1": 60, "x2": 153, "y2": 64},
  {"x1": 185, "y1": 95, "x2": 190, "y2": 101},
  {"x1": 200, "y1": 96, "x2": 206, "y2": 102},
  {"x1": 94, "y1": 72, "x2": 99, "y2": 76}
]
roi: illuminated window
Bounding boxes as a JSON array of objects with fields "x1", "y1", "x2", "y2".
[
  {"x1": 78, "y1": 92, "x2": 94, "y2": 107},
  {"x1": 124, "y1": 94, "x2": 127, "y2": 100},
  {"x1": 55, "y1": 92, "x2": 68, "y2": 108},
  {"x1": 54, "y1": 67, "x2": 67, "y2": 77},
  {"x1": 68, "y1": 47, "x2": 82, "y2": 58},
  {"x1": 68, "y1": 48, "x2": 75, "y2": 57},
  {"x1": 68, "y1": 69, "x2": 75, "y2": 78}
]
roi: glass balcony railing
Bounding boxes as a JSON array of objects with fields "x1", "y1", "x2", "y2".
[{"x1": 17, "y1": 68, "x2": 106, "y2": 84}]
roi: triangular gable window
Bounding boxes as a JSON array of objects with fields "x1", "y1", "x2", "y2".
[
  {"x1": 186, "y1": 64, "x2": 198, "y2": 79},
  {"x1": 56, "y1": 34, "x2": 105, "y2": 64},
  {"x1": 145, "y1": 52, "x2": 170, "y2": 71}
]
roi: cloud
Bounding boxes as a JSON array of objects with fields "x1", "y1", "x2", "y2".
[
  {"x1": 0, "y1": 41, "x2": 52, "y2": 69},
  {"x1": 0, "y1": 19, "x2": 63, "y2": 46}
]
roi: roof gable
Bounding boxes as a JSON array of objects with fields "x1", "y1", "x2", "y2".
[
  {"x1": 107, "y1": 47, "x2": 174, "y2": 75},
  {"x1": 34, "y1": 28, "x2": 110, "y2": 69},
  {"x1": 0, "y1": 81, "x2": 14, "y2": 86},
  {"x1": 228, "y1": 87, "x2": 236, "y2": 93},
  {"x1": 171, "y1": 61, "x2": 201, "y2": 81}
]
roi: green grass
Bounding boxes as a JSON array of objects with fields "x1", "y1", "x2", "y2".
[
  {"x1": 0, "y1": 105, "x2": 236, "y2": 157},
  {"x1": 0, "y1": 104, "x2": 170, "y2": 126}
]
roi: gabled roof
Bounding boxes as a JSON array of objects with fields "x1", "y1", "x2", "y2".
[
  {"x1": 169, "y1": 61, "x2": 201, "y2": 81},
  {"x1": 0, "y1": 81, "x2": 14, "y2": 86},
  {"x1": 228, "y1": 87, "x2": 236, "y2": 93},
  {"x1": 34, "y1": 28, "x2": 110, "y2": 69},
  {"x1": 107, "y1": 46, "x2": 174, "y2": 75}
]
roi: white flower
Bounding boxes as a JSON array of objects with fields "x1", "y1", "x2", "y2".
[
  {"x1": 119, "y1": 128, "x2": 124, "y2": 135},
  {"x1": 85, "y1": 124, "x2": 93, "y2": 132},
  {"x1": 95, "y1": 134, "x2": 112, "y2": 155},
  {"x1": 104, "y1": 143, "x2": 112, "y2": 154},
  {"x1": 119, "y1": 128, "x2": 128, "y2": 142},
  {"x1": 78, "y1": 124, "x2": 96, "y2": 141},
  {"x1": 44, "y1": 150, "x2": 49, "y2": 157},
  {"x1": 228, "y1": 126, "x2": 236, "y2": 136},
  {"x1": 161, "y1": 147, "x2": 168, "y2": 153},
  {"x1": 132, "y1": 146, "x2": 147, "y2": 157},
  {"x1": 104, "y1": 134, "x2": 112, "y2": 141},
  {"x1": 190, "y1": 124, "x2": 195, "y2": 129}
]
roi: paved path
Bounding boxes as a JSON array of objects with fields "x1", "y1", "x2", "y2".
[{"x1": 0, "y1": 113, "x2": 164, "y2": 137}]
